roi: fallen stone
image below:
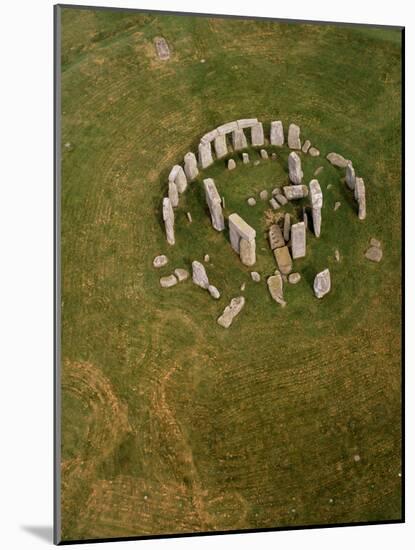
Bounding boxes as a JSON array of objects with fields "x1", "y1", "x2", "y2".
[
  {"x1": 288, "y1": 123, "x2": 301, "y2": 149},
  {"x1": 354, "y1": 177, "x2": 366, "y2": 220},
  {"x1": 267, "y1": 273, "x2": 286, "y2": 306},
  {"x1": 217, "y1": 296, "x2": 245, "y2": 328},
  {"x1": 160, "y1": 274, "x2": 177, "y2": 288},
  {"x1": 184, "y1": 152, "x2": 199, "y2": 181},
  {"x1": 308, "y1": 147, "x2": 320, "y2": 157},
  {"x1": 269, "y1": 198, "x2": 280, "y2": 210},
  {"x1": 276, "y1": 193, "x2": 288, "y2": 206},
  {"x1": 192, "y1": 260, "x2": 209, "y2": 289},
  {"x1": 269, "y1": 224, "x2": 285, "y2": 250},
  {"x1": 228, "y1": 158, "x2": 236, "y2": 170},
  {"x1": 208, "y1": 284, "x2": 220, "y2": 299},
  {"x1": 153, "y1": 254, "x2": 168, "y2": 268},
  {"x1": 309, "y1": 179, "x2": 323, "y2": 238},
  {"x1": 259, "y1": 190, "x2": 269, "y2": 200},
  {"x1": 370, "y1": 238, "x2": 381, "y2": 248},
  {"x1": 327, "y1": 152, "x2": 350, "y2": 168},
  {"x1": 251, "y1": 271, "x2": 261, "y2": 282},
  {"x1": 291, "y1": 221, "x2": 306, "y2": 259},
  {"x1": 314, "y1": 166, "x2": 324, "y2": 176},
  {"x1": 260, "y1": 149, "x2": 269, "y2": 160},
  {"x1": 247, "y1": 197, "x2": 256, "y2": 206},
  {"x1": 365, "y1": 246, "x2": 383, "y2": 262},
  {"x1": 240, "y1": 237, "x2": 256, "y2": 266},
  {"x1": 174, "y1": 268, "x2": 189, "y2": 282},
  {"x1": 242, "y1": 152, "x2": 250, "y2": 164},
  {"x1": 270, "y1": 121, "x2": 284, "y2": 146},
  {"x1": 274, "y1": 246, "x2": 293, "y2": 275},
  {"x1": 334, "y1": 201, "x2": 341, "y2": 211},
  {"x1": 302, "y1": 140, "x2": 311, "y2": 153},
  {"x1": 283, "y1": 185, "x2": 308, "y2": 200},
  {"x1": 345, "y1": 162, "x2": 356, "y2": 190},
  {"x1": 288, "y1": 272, "x2": 301, "y2": 284},
  {"x1": 162, "y1": 197, "x2": 175, "y2": 245},
  {"x1": 314, "y1": 268, "x2": 331, "y2": 299},
  {"x1": 283, "y1": 213, "x2": 291, "y2": 242},
  {"x1": 288, "y1": 151, "x2": 303, "y2": 184},
  {"x1": 154, "y1": 36, "x2": 170, "y2": 60},
  {"x1": 251, "y1": 122, "x2": 265, "y2": 147}
]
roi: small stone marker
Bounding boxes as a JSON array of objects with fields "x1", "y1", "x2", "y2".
[
  {"x1": 274, "y1": 246, "x2": 293, "y2": 275},
  {"x1": 160, "y1": 274, "x2": 177, "y2": 288},
  {"x1": 276, "y1": 193, "x2": 288, "y2": 206},
  {"x1": 169, "y1": 164, "x2": 188, "y2": 193},
  {"x1": 303, "y1": 207, "x2": 308, "y2": 230},
  {"x1": 302, "y1": 140, "x2": 311, "y2": 153},
  {"x1": 267, "y1": 273, "x2": 286, "y2": 307},
  {"x1": 308, "y1": 147, "x2": 320, "y2": 157},
  {"x1": 208, "y1": 284, "x2": 220, "y2": 299},
  {"x1": 270, "y1": 121, "x2": 284, "y2": 146},
  {"x1": 283, "y1": 213, "x2": 291, "y2": 242},
  {"x1": 269, "y1": 224, "x2": 285, "y2": 250},
  {"x1": 291, "y1": 221, "x2": 306, "y2": 259},
  {"x1": 242, "y1": 152, "x2": 250, "y2": 164},
  {"x1": 288, "y1": 151, "x2": 303, "y2": 184},
  {"x1": 365, "y1": 246, "x2": 383, "y2": 262},
  {"x1": 192, "y1": 260, "x2": 209, "y2": 289},
  {"x1": 203, "y1": 178, "x2": 225, "y2": 231},
  {"x1": 345, "y1": 162, "x2": 356, "y2": 190},
  {"x1": 217, "y1": 296, "x2": 245, "y2": 328},
  {"x1": 370, "y1": 238, "x2": 381, "y2": 248},
  {"x1": 204, "y1": 254, "x2": 210, "y2": 263},
  {"x1": 222, "y1": 196, "x2": 226, "y2": 209},
  {"x1": 283, "y1": 185, "x2": 308, "y2": 200},
  {"x1": 174, "y1": 268, "x2": 189, "y2": 282},
  {"x1": 314, "y1": 268, "x2": 331, "y2": 299},
  {"x1": 354, "y1": 177, "x2": 366, "y2": 220},
  {"x1": 184, "y1": 152, "x2": 199, "y2": 181},
  {"x1": 309, "y1": 179, "x2": 323, "y2": 238},
  {"x1": 335, "y1": 249, "x2": 340, "y2": 262},
  {"x1": 187, "y1": 212, "x2": 193, "y2": 223},
  {"x1": 214, "y1": 134, "x2": 228, "y2": 159},
  {"x1": 260, "y1": 149, "x2": 269, "y2": 160},
  {"x1": 228, "y1": 158, "x2": 236, "y2": 170},
  {"x1": 153, "y1": 254, "x2": 168, "y2": 268},
  {"x1": 269, "y1": 198, "x2": 280, "y2": 210},
  {"x1": 271, "y1": 152, "x2": 277, "y2": 160},
  {"x1": 334, "y1": 201, "x2": 341, "y2": 211},
  {"x1": 288, "y1": 272, "x2": 301, "y2": 284},
  {"x1": 251, "y1": 271, "x2": 261, "y2": 282},
  {"x1": 259, "y1": 190, "x2": 269, "y2": 201},
  {"x1": 240, "y1": 282, "x2": 246, "y2": 291},
  {"x1": 162, "y1": 197, "x2": 175, "y2": 245},
  {"x1": 253, "y1": 160, "x2": 260, "y2": 166},
  {"x1": 288, "y1": 123, "x2": 301, "y2": 149},
  {"x1": 247, "y1": 197, "x2": 256, "y2": 206},
  {"x1": 251, "y1": 122, "x2": 265, "y2": 146},
  {"x1": 326, "y1": 152, "x2": 350, "y2": 168},
  {"x1": 154, "y1": 36, "x2": 170, "y2": 60}
]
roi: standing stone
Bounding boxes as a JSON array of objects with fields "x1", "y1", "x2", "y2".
[
  {"x1": 303, "y1": 207, "x2": 308, "y2": 230},
  {"x1": 260, "y1": 149, "x2": 269, "y2": 160},
  {"x1": 283, "y1": 213, "x2": 291, "y2": 242},
  {"x1": 184, "y1": 152, "x2": 199, "y2": 181},
  {"x1": 309, "y1": 179, "x2": 323, "y2": 238},
  {"x1": 217, "y1": 296, "x2": 245, "y2": 328},
  {"x1": 251, "y1": 122, "x2": 265, "y2": 147},
  {"x1": 308, "y1": 147, "x2": 320, "y2": 157},
  {"x1": 153, "y1": 254, "x2": 168, "y2": 268},
  {"x1": 242, "y1": 152, "x2": 250, "y2": 164},
  {"x1": 302, "y1": 140, "x2": 311, "y2": 153},
  {"x1": 240, "y1": 238, "x2": 256, "y2": 266},
  {"x1": 334, "y1": 249, "x2": 340, "y2": 262},
  {"x1": 259, "y1": 190, "x2": 269, "y2": 201},
  {"x1": 270, "y1": 121, "x2": 284, "y2": 146},
  {"x1": 354, "y1": 177, "x2": 366, "y2": 220},
  {"x1": 269, "y1": 224, "x2": 285, "y2": 250},
  {"x1": 247, "y1": 197, "x2": 256, "y2": 206},
  {"x1": 288, "y1": 272, "x2": 301, "y2": 284},
  {"x1": 228, "y1": 213, "x2": 256, "y2": 265},
  {"x1": 162, "y1": 197, "x2": 175, "y2": 245},
  {"x1": 203, "y1": 178, "x2": 225, "y2": 231},
  {"x1": 198, "y1": 141, "x2": 214, "y2": 169},
  {"x1": 291, "y1": 221, "x2": 306, "y2": 259},
  {"x1": 228, "y1": 159, "x2": 236, "y2": 170},
  {"x1": 192, "y1": 260, "x2": 209, "y2": 289},
  {"x1": 346, "y1": 162, "x2": 356, "y2": 190},
  {"x1": 288, "y1": 123, "x2": 301, "y2": 149},
  {"x1": 214, "y1": 134, "x2": 228, "y2": 159},
  {"x1": 208, "y1": 284, "x2": 221, "y2": 299},
  {"x1": 271, "y1": 152, "x2": 277, "y2": 160},
  {"x1": 334, "y1": 201, "x2": 341, "y2": 211},
  {"x1": 313, "y1": 268, "x2": 331, "y2": 299},
  {"x1": 232, "y1": 128, "x2": 248, "y2": 151},
  {"x1": 326, "y1": 152, "x2": 350, "y2": 168},
  {"x1": 288, "y1": 152, "x2": 303, "y2": 184},
  {"x1": 222, "y1": 196, "x2": 226, "y2": 209},
  {"x1": 168, "y1": 180, "x2": 179, "y2": 208},
  {"x1": 204, "y1": 254, "x2": 210, "y2": 263},
  {"x1": 283, "y1": 185, "x2": 308, "y2": 200},
  {"x1": 168, "y1": 165, "x2": 187, "y2": 193},
  {"x1": 267, "y1": 272, "x2": 286, "y2": 307},
  {"x1": 365, "y1": 246, "x2": 383, "y2": 262},
  {"x1": 251, "y1": 271, "x2": 261, "y2": 282},
  {"x1": 274, "y1": 246, "x2": 293, "y2": 275},
  {"x1": 154, "y1": 37, "x2": 170, "y2": 60}
]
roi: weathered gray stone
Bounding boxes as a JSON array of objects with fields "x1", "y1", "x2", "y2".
[
  {"x1": 313, "y1": 268, "x2": 331, "y2": 299},
  {"x1": 217, "y1": 296, "x2": 245, "y2": 328},
  {"x1": 267, "y1": 273, "x2": 286, "y2": 307},
  {"x1": 242, "y1": 152, "x2": 250, "y2": 164},
  {"x1": 269, "y1": 224, "x2": 285, "y2": 250},
  {"x1": 259, "y1": 189, "x2": 269, "y2": 201},
  {"x1": 184, "y1": 152, "x2": 199, "y2": 181},
  {"x1": 203, "y1": 178, "x2": 225, "y2": 231},
  {"x1": 308, "y1": 147, "x2": 320, "y2": 157},
  {"x1": 162, "y1": 197, "x2": 175, "y2": 245},
  {"x1": 251, "y1": 271, "x2": 261, "y2": 282},
  {"x1": 365, "y1": 246, "x2": 383, "y2": 262},
  {"x1": 237, "y1": 118, "x2": 258, "y2": 129},
  {"x1": 260, "y1": 149, "x2": 269, "y2": 160},
  {"x1": 274, "y1": 246, "x2": 293, "y2": 275},
  {"x1": 283, "y1": 213, "x2": 291, "y2": 242},
  {"x1": 160, "y1": 274, "x2": 177, "y2": 288},
  {"x1": 291, "y1": 221, "x2": 306, "y2": 259},
  {"x1": 345, "y1": 162, "x2": 356, "y2": 190},
  {"x1": 302, "y1": 140, "x2": 311, "y2": 153},
  {"x1": 334, "y1": 249, "x2": 340, "y2": 262},
  {"x1": 251, "y1": 123, "x2": 265, "y2": 146},
  {"x1": 168, "y1": 165, "x2": 187, "y2": 193},
  {"x1": 253, "y1": 160, "x2": 260, "y2": 166},
  {"x1": 187, "y1": 212, "x2": 193, "y2": 223},
  {"x1": 288, "y1": 152, "x2": 303, "y2": 184},
  {"x1": 275, "y1": 193, "x2": 288, "y2": 206},
  {"x1": 283, "y1": 185, "x2": 308, "y2": 200},
  {"x1": 154, "y1": 36, "x2": 170, "y2": 60},
  {"x1": 232, "y1": 128, "x2": 248, "y2": 150},
  {"x1": 214, "y1": 134, "x2": 228, "y2": 159},
  {"x1": 270, "y1": 121, "x2": 284, "y2": 146},
  {"x1": 309, "y1": 179, "x2": 323, "y2": 238},
  {"x1": 314, "y1": 166, "x2": 324, "y2": 176},
  {"x1": 217, "y1": 121, "x2": 238, "y2": 135},
  {"x1": 228, "y1": 159, "x2": 236, "y2": 170},
  {"x1": 370, "y1": 238, "x2": 381, "y2": 248},
  {"x1": 153, "y1": 254, "x2": 168, "y2": 268},
  {"x1": 240, "y1": 237, "x2": 256, "y2": 266},
  {"x1": 208, "y1": 284, "x2": 221, "y2": 299},
  {"x1": 272, "y1": 187, "x2": 282, "y2": 196},
  {"x1": 303, "y1": 207, "x2": 308, "y2": 230},
  {"x1": 174, "y1": 268, "x2": 189, "y2": 282},
  {"x1": 327, "y1": 184, "x2": 332, "y2": 190},
  {"x1": 269, "y1": 198, "x2": 279, "y2": 210},
  {"x1": 198, "y1": 141, "x2": 214, "y2": 169},
  {"x1": 192, "y1": 260, "x2": 209, "y2": 289},
  {"x1": 222, "y1": 196, "x2": 226, "y2": 209},
  {"x1": 247, "y1": 197, "x2": 256, "y2": 206},
  {"x1": 204, "y1": 254, "x2": 210, "y2": 263},
  {"x1": 288, "y1": 272, "x2": 301, "y2": 284},
  {"x1": 201, "y1": 129, "x2": 219, "y2": 144},
  {"x1": 168, "y1": 180, "x2": 179, "y2": 208},
  {"x1": 229, "y1": 214, "x2": 256, "y2": 265},
  {"x1": 354, "y1": 177, "x2": 366, "y2": 220},
  {"x1": 240, "y1": 282, "x2": 246, "y2": 292},
  {"x1": 327, "y1": 152, "x2": 350, "y2": 168},
  {"x1": 334, "y1": 201, "x2": 341, "y2": 211},
  {"x1": 288, "y1": 123, "x2": 301, "y2": 149},
  {"x1": 271, "y1": 152, "x2": 278, "y2": 160}
]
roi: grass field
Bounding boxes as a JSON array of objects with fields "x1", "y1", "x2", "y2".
[{"x1": 58, "y1": 7, "x2": 403, "y2": 542}]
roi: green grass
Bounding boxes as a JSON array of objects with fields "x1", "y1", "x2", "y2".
[{"x1": 59, "y1": 7, "x2": 402, "y2": 541}]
